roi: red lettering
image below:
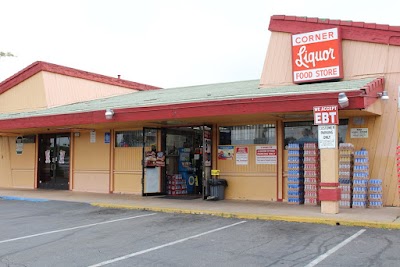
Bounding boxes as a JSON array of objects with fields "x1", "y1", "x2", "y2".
[
  {"x1": 295, "y1": 71, "x2": 313, "y2": 80},
  {"x1": 316, "y1": 67, "x2": 338, "y2": 77},
  {"x1": 295, "y1": 29, "x2": 337, "y2": 45}
]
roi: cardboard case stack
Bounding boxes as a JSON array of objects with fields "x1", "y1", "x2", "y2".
[
  {"x1": 397, "y1": 146, "x2": 400, "y2": 202},
  {"x1": 352, "y1": 149, "x2": 369, "y2": 208},
  {"x1": 287, "y1": 143, "x2": 304, "y2": 204},
  {"x1": 167, "y1": 174, "x2": 187, "y2": 195},
  {"x1": 338, "y1": 143, "x2": 354, "y2": 208},
  {"x1": 368, "y1": 178, "x2": 383, "y2": 208},
  {"x1": 303, "y1": 143, "x2": 320, "y2": 205}
]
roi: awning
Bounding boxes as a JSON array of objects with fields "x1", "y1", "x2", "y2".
[{"x1": 0, "y1": 77, "x2": 384, "y2": 132}]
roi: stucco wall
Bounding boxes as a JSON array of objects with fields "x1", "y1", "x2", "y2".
[
  {"x1": 0, "y1": 73, "x2": 47, "y2": 113},
  {"x1": 261, "y1": 31, "x2": 400, "y2": 206},
  {"x1": 0, "y1": 137, "x2": 12, "y2": 187},
  {"x1": 72, "y1": 130, "x2": 111, "y2": 193}
]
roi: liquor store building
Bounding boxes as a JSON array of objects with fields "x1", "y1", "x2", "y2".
[{"x1": 0, "y1": 15, "x2": 399, "y2": 207}]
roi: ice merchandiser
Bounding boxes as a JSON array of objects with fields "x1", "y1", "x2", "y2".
[{"x1": 178, "y1": 148, "x2": 195, "y2": 194}]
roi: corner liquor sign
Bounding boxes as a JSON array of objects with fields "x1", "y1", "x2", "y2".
[{"x1": 292, "y1": 28, "x2": 343, "y2": 83}]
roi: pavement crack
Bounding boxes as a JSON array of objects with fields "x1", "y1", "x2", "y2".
[
  {"x1": 0, "y1": 256, "x2": 27, "y2": 267},
  {"x1": 366, "y1": 236, "x2": 393, "y2": 266}
]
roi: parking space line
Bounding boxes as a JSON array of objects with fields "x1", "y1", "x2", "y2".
[
  {"x1": 0, "y1": 213, "x2": 156, "y2": 244},
  {"x1": 304, "y1": 229, "x2": 366, "y2": 267},
  {"x1": 88, "y1": 220, "x2": 247, "y2": 267}
]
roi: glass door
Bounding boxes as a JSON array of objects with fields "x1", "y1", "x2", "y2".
[
  {"x1": 142, "y1": 128, "x2": 166, "y2": 195},
  {"x1": 38, "y1": 133, "x2": 70, "y2": 190},
  {"x1": 202, "y1": 126, "x2": 212, "y2": 199}
]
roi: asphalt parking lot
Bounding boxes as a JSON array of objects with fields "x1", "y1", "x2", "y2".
[{"x1": 1, "y1": 199, "x2": 399, "y2": 267}]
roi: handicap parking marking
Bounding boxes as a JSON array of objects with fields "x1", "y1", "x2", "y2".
[
  {"x1": 0, "y1": 213, "x2": 156, "y2": 244},
  {"x1": 304, "y1": 229, "x2": 366, "y2": 267},
  {"x1": 88, "y1": 220, "x2": 247, "y2": 267}
]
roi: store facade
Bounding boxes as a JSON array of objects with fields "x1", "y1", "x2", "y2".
[{"x1": 0, "y1": 15, "x2": 399, "y2": 207}]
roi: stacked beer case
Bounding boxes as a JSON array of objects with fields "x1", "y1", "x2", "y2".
[
  {"x1": 352, "y1": 149, "x2": 369, "y2": 208},
  {"x1": 303, "y1": 143, "x2": 320, "y2": 205},
  {"x1": 368, "y1": 179, "x2": 383, "y2": 208},
  {"x1": 397, "y1": 146, "x2": 400, "y2": 203},
  {"x1": 338, "y1": 143, "x2": 354, "y2": 208},
  {"x1": 287, "y1": 143, "x2": 304, "y2": 204},
  {"x1": 166, "y1": 174, "x2": 188, "y2": 195}
]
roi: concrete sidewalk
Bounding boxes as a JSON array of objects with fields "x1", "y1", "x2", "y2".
[{"x1": 1, "y1": 188, "x2": 399, "y2": 229}]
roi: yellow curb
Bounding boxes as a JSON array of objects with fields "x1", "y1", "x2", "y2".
[{"x1": 90, "y1": 202, "x2": 400, "y2": 230}]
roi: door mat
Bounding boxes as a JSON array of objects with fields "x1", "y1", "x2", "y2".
[{"x1": 157, "y1": 195, "x2": 202, "y2": 200}]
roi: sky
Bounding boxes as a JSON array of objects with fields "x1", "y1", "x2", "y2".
[{"x1": 1, "y1": 0, "x2": 400, "y2": 88}]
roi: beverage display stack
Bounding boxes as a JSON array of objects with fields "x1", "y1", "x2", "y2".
[
  {"x1": 397, "y1": 146, "x2": 400, "y2": 202},
  {"x1": 368, "y1": 179, "x2": 383, "y2": 208},
  {"x1": 352, "y1": 149, "x2": 369, "y2": 208},
  {"x1": 303, "y1": 143, "x2": 320, "y2": 205},
  {"x1": 338, "y1": 143, "x2": 354, "y2": 208},
  {"x1": 166, "y1": 174, "x2": 188, "y2": 195},
  {"x1": 287, "y1": 143, "x2": 304, "y2": 204}
]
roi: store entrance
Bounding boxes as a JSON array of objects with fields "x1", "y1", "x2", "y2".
[
  {"x1": 37, "y1": 133, "x2": 70, "y2": 190},
  {"x1": 164, "y1": 126, "x2": 212, "y2": 199}
]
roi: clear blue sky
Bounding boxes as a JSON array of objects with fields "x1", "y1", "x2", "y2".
[{"x1": 1, "y1": 0, "x2": 399, "y2": 88}]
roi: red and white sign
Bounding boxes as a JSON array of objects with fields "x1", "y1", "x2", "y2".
[
  {"x1": 292, "y1": 28, "x2": 343, "y2": 83},
  {"x1": 256, "y1": 145, "x2": 277, "y2": 165},
  {"x1": 235, "y1": 146, "x2": 248, "y2": 165},
  {"x1": 313, "y1": 105, "x2": 338, "y2": 125}
]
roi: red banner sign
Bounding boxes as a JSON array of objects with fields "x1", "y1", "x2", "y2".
[
  {"x1": 292, "y1": 28, "x2": 343, "y2": 83},
  {"x1": 313, "y1": 105, "x2": 338, "y2": 125}
]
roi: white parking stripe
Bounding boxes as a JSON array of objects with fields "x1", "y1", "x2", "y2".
[
  {"x1": 304, "y1": 229, "x2": 366, "y2": 267},
  {"x1": 0, "y1": 213, "x2": 156, "y2": 244},
  {"x1": 88, "y1": 220, "x2": 247, "y2": 267}
]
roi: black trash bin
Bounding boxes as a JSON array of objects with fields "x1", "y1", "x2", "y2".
[{"x1": 207, "y1": 179, "x2": 228, "y2": 200}]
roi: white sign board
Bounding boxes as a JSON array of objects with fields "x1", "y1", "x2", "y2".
[
  {"x1": 16, "y1": 136, "x2": 23, "y2": 155},
  {"x1": 313, "y1": 105, "x2": 339, "y2": 125},
  {"x1": 350, "y1": 128, "x2": 368, "y2": 138},
  {"x1": 90, "y1": 130, "x2": 96, "y2": 143},
  {"x1": 255, "y1": 145, "x2": 277, "y2": 165},
  {"x1": 145, "y1": 167, "x2": 160, "y2": 193},
  {"x1": 318, "y1": 125, "x2": 336, "y2": 149},
  {"x1": 235, "y1": 146, "x2": 249, "y2": 165}
]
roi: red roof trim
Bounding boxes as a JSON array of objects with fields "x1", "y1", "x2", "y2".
[
  {"x1": 0, "y1": 61, "x2": 161, "y2": 95},
  {"x1": 359, "y1": 77, "x2": 385, "y2": 106},
  {"x1": 269, "y1": 15, "x2": 400, "y2": 46},
  {"x1": 0, "y1": 89, "x2": 370, "y2": 131}
]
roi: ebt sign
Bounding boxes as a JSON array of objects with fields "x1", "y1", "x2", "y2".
[
  {"x1": 313, "y1": 105, "x2": 338, "y2": 125},
  {"x1": 292, "y1": 28, "x2": 343, "y2": 83}
]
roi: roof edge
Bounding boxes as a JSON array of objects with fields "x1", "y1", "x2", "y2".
[
  {"x1": 0, "y1": 61, "x2": 162, "y2": 94},
  {"x1": 269, "y1": 15, "x2": 400, "y2": 46},
  {"x1": 0, "y1": 78, "x2": 381, "y2": 129}
]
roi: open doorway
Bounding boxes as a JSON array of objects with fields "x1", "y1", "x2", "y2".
[
  {"x1": 142, "y1": 126, "x2": 212, "y2": 199},
  {"x1": 165, "y1": 127, "x2": 204, "y2": 198}
]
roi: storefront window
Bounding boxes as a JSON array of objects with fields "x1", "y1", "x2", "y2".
[
  {"x1": 219, "y1": 124, "x2": 276, "y2": 145},
  {"x1": 115, "y1": 131, "x2": 143, "y2": 147},
  {"x1": 284, "y1": 120, "x2": 348, "y2": 148}
]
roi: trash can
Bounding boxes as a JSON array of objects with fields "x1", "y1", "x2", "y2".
[{"x1": 207, "y1": 179, "x2": 228, "y2": 200}]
